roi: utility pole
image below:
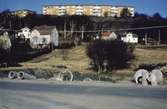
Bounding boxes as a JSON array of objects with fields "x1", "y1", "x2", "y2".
[
  {"x1": 9, "y1": 19, "x2": 12, "y2": 29},
  {"x1": 64, "y1": 18, "x2": 67, "y2": 38},
  {"x1": 158, "y1": 30, "x2": 161, "y2": 45},
  {"x1": 145, "y1": 33, "x2": 148, "y2": 45},
  {"x1": 70, "y1": 20, "x2": 74, "y2": 38},
  {"x1": 81, "y1": 25, "x2": 84, "y2": 40}
]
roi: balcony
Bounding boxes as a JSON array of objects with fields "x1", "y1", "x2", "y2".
[
  {"x1": 92, "y1": 12, "x2": 101, "y2": 16},
  {"x1": 76, "y1": 12, "x2": 83, "y2": 15},
  {"x1": 76, "y1": 6, "x2": 83, "y2": 9},
  {"x1": 93, "y1": 6, "x2": 101, "y2": 9},
  {"x1": 58, "y1": 6, "x2": 66, "y2": 10},
  {"x1": 76, "y1": 9, "x2": 83, "y2": 12}
]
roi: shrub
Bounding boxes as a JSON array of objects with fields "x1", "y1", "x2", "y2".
[
  {"x1": 87, "y1": 40, "x2": 134, "y2": 72},
  {"x1": 0, "y1": 34, "x2": 12, "y2": 66},
  {"x1": 138, "y1": 63, "x2": 167, "y2": 71}
]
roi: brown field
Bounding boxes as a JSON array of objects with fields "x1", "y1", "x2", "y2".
[
  {"x1": 20, "y1": 44, "x2": 91, "y2": 73},
  {"x1": 134, "y1": 48, "x2": 167, "y2": 64},
  {"x1": 1, "y1": 44, "x2": 167, "y2": 76}
]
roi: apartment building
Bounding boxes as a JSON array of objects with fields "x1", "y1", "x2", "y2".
[{"x1": 43, "y1": 5, "x2": 135, "y2": 17}]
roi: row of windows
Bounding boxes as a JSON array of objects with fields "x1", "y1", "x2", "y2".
[
  {"x1": 43, "y1": 7, "x2": 134, "y2": 11},
  {"x1": 43, "y1": 6, "x2": 134, "y2": 17}
]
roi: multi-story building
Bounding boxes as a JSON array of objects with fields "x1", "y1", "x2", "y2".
[{"x1": 42, "y1": 5, "x2": 135, "y2": 17}]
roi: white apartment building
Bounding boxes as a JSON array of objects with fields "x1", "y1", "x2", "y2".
[{"x1": 42, "y1": 5, "x2": 135, "y2": 17}]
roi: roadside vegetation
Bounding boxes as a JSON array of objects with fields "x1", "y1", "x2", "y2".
[
  {"x1": 87, "y1": 40, "x2": 134, "y2": 72},
  {"x1": 0, "y1": 43, "x2": 167, "y2": 83},
  {"x1": 1, "y1": 44, "x2": 166, "y2": 73},
  {"x1": 0, "y1": 9, "x2": 167, "y2": 82}
]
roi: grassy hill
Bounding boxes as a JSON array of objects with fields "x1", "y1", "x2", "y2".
[
  {"x1": 20, "y1": 44, "x2": 91, "y2": 73},
  {"x1": 1, "y1": 44, "x2": 167, "y2": 77}
]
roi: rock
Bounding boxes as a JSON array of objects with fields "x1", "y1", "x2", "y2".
[
  {"x1": 160, "y1": 65, "x2": 167, "y2": 73},
  {"x1": 133, "y1": 69, "x2": 149, "y2": 84},
  {"x1": 49, "y1": 74, "x2": 63, "y2": 81},
  {"x1": 83, "y1": 77, "x2": 93, "y2": 82}
]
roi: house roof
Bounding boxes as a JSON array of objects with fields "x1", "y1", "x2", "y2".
[
  {"x1": 33, "y1": 25, "x2": 57, "y2": 35},
  {"x1": 101, "y1": 31, "x2": 112, "y2": 37},
  {"x1": 21, "y1": 27, "x2": 30, "y2": 30}
]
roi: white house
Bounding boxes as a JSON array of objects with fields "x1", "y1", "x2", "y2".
[
  {"x1": 18, "y1": 27, "x2": 31, "y2": 39},
  {"x1": 16, "y1": 26, "x2": 58, "y2": 49},
  {"x1": 30, "y1": 29, "x2": 50, "y2": 46},
  {"x1": 121, "y1": 32, "x2": 138, "y2": 43},
  {"x1": 30, "y1": 26, "x2": 58, "y2": 48}
]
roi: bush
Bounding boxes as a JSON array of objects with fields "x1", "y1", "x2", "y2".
[
  {"x1": 138, "y1": 63, "x2": 167, "y2": 71},
  {"x1": 0, "y1": 33, "x2": 11, "y2": 66},
  {"x1": 87, "y1": 40, "x2": 134, "y2": 72}
]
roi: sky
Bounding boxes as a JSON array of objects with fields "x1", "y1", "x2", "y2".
[{"x1": 0, "y1": 0, "x2": 167, "y2": 17}]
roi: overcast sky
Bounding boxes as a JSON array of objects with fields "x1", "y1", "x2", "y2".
[{"x1": 0, "y1": 0, "x2": 167, "y2": 17}]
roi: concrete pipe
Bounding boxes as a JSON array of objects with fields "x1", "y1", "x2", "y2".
[
  {"x1": 17, "y1": 71, "x2": 25, "y2": 80},
  {"x1": 148, "y1": 73, "x2": 157, "y2": 86},
  {"x1": 17, "y1": 71, "x2": 36, "y2": 80},
  {"x1": 133, "y1": 69, "x2": 149, "y2": 84},
  {"x1": 149, "y1": 69, "x2": 163, "y2": 85},
  {"x1": 142, "y1": 71, "x2": 149, "y2": 86},
  {"x1": 57, "y1": 70, "x2": 73, "y2": 81},
  {"x1": 8, "y1": 71, "x2": 17, "y2": 79}
]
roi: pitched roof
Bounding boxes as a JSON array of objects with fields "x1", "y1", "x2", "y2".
[
  {"x1": 101, "y1": 31, "x2": 112, "y2": 37},
  {"x1": 33, "y1": 25, "x2": 57, "y2": 35}
]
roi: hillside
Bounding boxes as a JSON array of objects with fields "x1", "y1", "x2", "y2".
[
  {"x1": 20, "y1": 44, "x2": 91, "y2": 73},
  {"x1": 1, "y1": 44, "x2": 167, "y2": 77},
  {"x1": 18, "y1": 44, "x2": 167, "y2": 74}
]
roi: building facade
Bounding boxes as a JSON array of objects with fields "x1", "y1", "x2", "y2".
[
  {"x1": 43, "y1": 5, "x2": 135, "y2": 17},
  {"x1": 121, "y1": 32, "x2": 138, "y2": 43},
  {"x1": 31, "y1": 26, "x2": 59, "y2": 48},
  {"x1": 17, "y1": 27, "x2": 31, "y2": 39},
  {"x1": 16, "y1": 26, "x2": 59, "y2": 49}
]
